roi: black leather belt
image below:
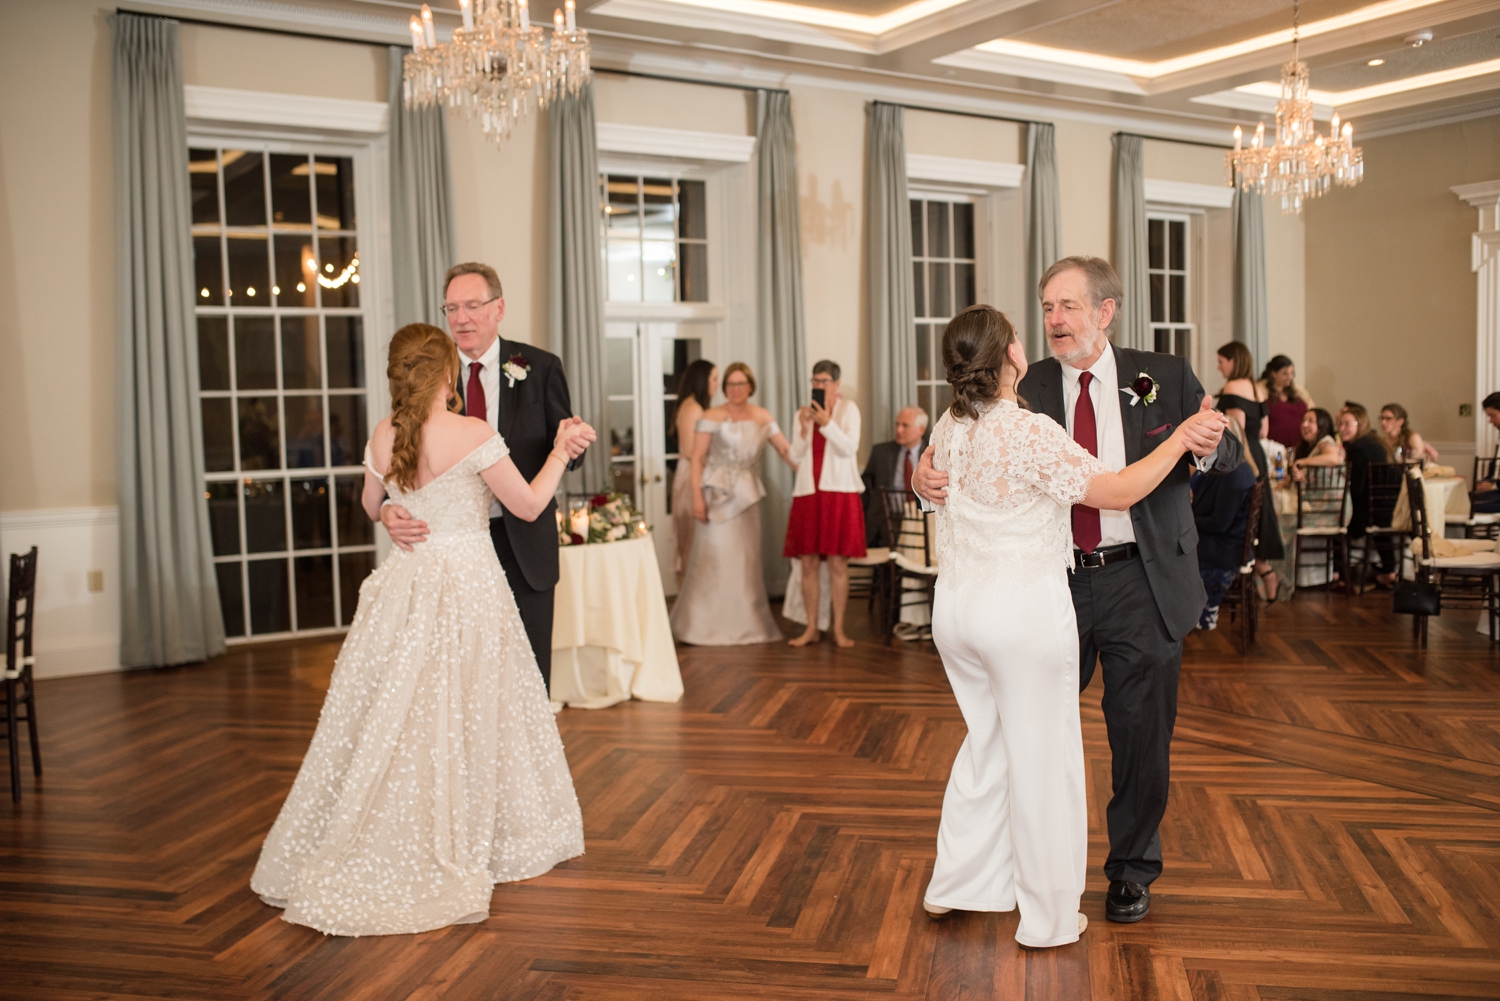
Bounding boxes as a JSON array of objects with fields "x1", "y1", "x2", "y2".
[{"x1": 1074, "y1": 543, "x2": 1139, "y2": 570}]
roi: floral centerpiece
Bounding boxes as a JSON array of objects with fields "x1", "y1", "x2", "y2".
[{"x1": 557, "y1": 492, "x2": 650, "y2": 546}]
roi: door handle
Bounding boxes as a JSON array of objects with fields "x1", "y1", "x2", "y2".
[
  {"x1": 641, "y1": 472, "x2": 649, "y2": 485},
  {"x1": 653, "y1": 475, "x2": 663, "y2": 483}
]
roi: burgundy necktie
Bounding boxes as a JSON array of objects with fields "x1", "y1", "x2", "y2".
[
  {"x1": 1071, "y1": 371, "x2": 1102, "y2": 554},
  {"x1": 466, "y1": 362, "x2": 486, "y2": 424},
  {"x1": 903, "y1": 449, "x2": 914, "y2": 495}
]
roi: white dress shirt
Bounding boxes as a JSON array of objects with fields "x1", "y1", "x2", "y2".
[
  {"x1": 1060, "y1": 347, "x2": 1136, "y2": 548},
  {"x1": 460, "y1": 337, "x2": 504, "y2": 519}
]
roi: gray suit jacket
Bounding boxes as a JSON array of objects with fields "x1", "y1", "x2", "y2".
[{"x1": 1018, "y1": 344, "x2": 1242, "y2": 641}]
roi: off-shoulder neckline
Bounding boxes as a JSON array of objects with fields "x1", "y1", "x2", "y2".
[{"x1": 365, "y1": 434, "x2": 502, "y2": 495}]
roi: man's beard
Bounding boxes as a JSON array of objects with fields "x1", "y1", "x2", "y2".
[{"x1": 1049, "y1": 328, "x2": 1103, "y2": 365}]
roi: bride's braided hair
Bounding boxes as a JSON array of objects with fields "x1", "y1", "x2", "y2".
[
  {"x1": 386, "y1": 323, "x2": 462, "y2": 491},
  {"x1": 942, "y1": 305, "x2": 1023, "y2": 420}
]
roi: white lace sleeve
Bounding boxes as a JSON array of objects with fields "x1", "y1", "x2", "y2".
[
  {"x1": 469, "y1": 433, "x2": 511, "y2": 473},
  {"x1": 766, "y1": 420, "x2": 782, "y2": 439},
  {"x1": 1026, "y1": 414, "x2": 1106, "y2": 507}
]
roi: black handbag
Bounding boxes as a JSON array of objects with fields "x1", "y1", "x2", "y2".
[{"x1": 1392, "y1": 580, "x2": 1441, "y2": 616}]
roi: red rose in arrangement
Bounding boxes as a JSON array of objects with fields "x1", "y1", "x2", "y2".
[
  {"x1": 1131, "y1": 375, "x2": 1154, "y2": 397},
  {"x1": 569, "y1": 533, "x2": 585, "y2": 546},
  {"x1": 590, "y1": 494, "x2": 609, "y2": 508}
]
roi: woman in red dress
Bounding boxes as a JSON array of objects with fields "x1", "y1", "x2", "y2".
[
  {"x1": 784, "y1": 360, "x2": 866, "y2": 648},
  {"x1": 1259, "y1": 355, "x2": 1314, "y2": 451}
]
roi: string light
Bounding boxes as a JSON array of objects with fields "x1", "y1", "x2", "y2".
[{"x1": 317, "y1": 255, "x2": 360, "y2": 290}]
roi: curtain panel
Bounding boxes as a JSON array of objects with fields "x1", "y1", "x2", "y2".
[
  {"x1": 1110, "y1": 134, "x2": 1152, "y2": 352},
  {"x1": 111, "y1": 12, "x2": 226, "y2": 668},
  {"x1": 388, "y1": 46, "x2": 456, "y2": 327},
  {"x1": 1024, "y1": 122, "x2": 1061, "y2": 362},
  {"x1": 1232, "y1": 176, "x2": 1270, "y2": 369},
  {"x1": 864, "y1": 103, "x2": 916, "y2": 439},
  {"x1": 547, "y1": 82, "x2": 608, "y2": 491}
]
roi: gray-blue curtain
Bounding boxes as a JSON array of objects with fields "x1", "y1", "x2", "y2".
[
  {"x1": 756, "y1": 90, "x2": 808, "y2": 595},
  {"x1": 1024, "y1": 122, "x2": 1060, "y2": 361},
  {"x1": 548, "y1": 82, "x2": 608, "y2": 491},
  {"x1": 1232, "y1": 175, "x2": 1269, "y2": 369},
  {"x1": 865, "y1": 103, "x2": 916, "y2": 439},
  {"x1": 388, "y1": 46, "x2": 456, "y2": 326},
  {"x1": 1110, "y1": 133, "x2": 1152, "y2": 351},
  {"x1": 111, "y1": 12, "x2": 225, "y2": 668}
]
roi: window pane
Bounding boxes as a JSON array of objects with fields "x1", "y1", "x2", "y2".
[
  {"x1": 244, "y1": 478, "x2": 286, "y2": 553},
  {"x1": 935, "y1": 384, "x2": 952, "y2": 416},
  {"x1": 1169, "y1": 220, "x2": 1185, "y2": 272},
  {"x1": 326, "y1": 317, "x2": 365, "y2": 389},
  {"x1": 194, "y1": 236, "x2": 224, "y2": 305},
  {"x1": 189, "y1": 149, "x2": 220, "y2": 226},
  {"x1": 917, "y1": 385, "x2": 932, "y2": 422},
  {"x1": 295, "y1": 555, "x2": 335, "y2": 629},
  {"x1": 910, "y1": 200, "x2": 924, "y2": 257},
  {"x1": 678, "y1": 180, "x2": 706, "y2": 240},
  {"x1": 198, "y1": 317, "x2": 229, "y2": 391},
  {"x1": 606, "y1": 338, "x2": 633, "y2": 397},
  {"x1": 678, "y1": 243, "x2": 708, "y2": 302},
  {"x1": 609, "y1": 399, "x2": 635, "y2": 458},
  {"x1": 607, "y1": 238, "x2": 642, "y2": 302},
  {"x1": 269, "y1": 153, "x2": 313, "y2": 227},
  {"x1": 1148, "y1": 218, "x2": 1165, "y2": 271},
  {"x1": 1175, "y1": 328, "x2": 1191, "y2": 358},
  {"x1": 317, "y1": 237, "x2": 360, "y2": 308},
  {"x1": 275, "y1": 235, "x2": 316, "y2": 307},
  {"x1": 327, "y1": 394, "x2": 366, "y2": 467},
  {"x1": 339, "y1": 552, "x2": 376, "y2": 627},
  {"x1": 202, "y1": 399, "x2": 235, "y2": 472},
  {"x1": 216, "y1": 562, "x2": 245, "y2": 638},
  {"x1": 222, "y1": 150, "x2": 266, "y2": 227},
  {"x1": 235, "y1": 317, "x2": 277, "y2": 390},
  {"x1": 206, "y1": 481, "x2": 239, "y2": 556},
  {"x1": 1169, "y1": 273, "x2": 1186, "y2": 323},
  {"x1": 642, "y1": 178, "x2": 674, "y2": 242},
  {"x1": 930, "y1": 262, "x2": 952, "y2": 319},
  {"x1": 664, "y1": 337, "x2": 699, "y2": 396},
  {"x1": 642, "y1": 241, "x2": 676, "y2": 302},
  {"x1": 1149, "y1": 273, "x2": 1166, "y2": 324},
  {"x1": 226, "y1": 234, "x2": 270, "y2": 304},
  {"x1": 247, "y1": 557, "x2": 291, "y2": 634},
  {"x1": 284, "y1": 396, "x2": 325, "y2": 468},
  {"x1": 605, "y1": 176, "x2": 639, "y2": 236},
  {"x1": 314, "y1": 156, "x2": 356, "y2": 231},
  {"x1": 281, "y1": 315, "x2": 321, "y2": 390},
  {"x1": 955, "y1": 262, "x2": 976, "y2": 311},
  {"x1": 912, "y1": 261, "x2": 926, "y2": 318},
  {"x1": 1154, "y1": 328, "x2": 1172, "y2": 354},
  {"x1": 611, "y1": 461, "x2": 636, "y2": 504},
  {"x1": 916, "y1": 324, "x2": 932, "y2": 382},
  {"x1": 291, "y1": 476, "x2": 332, "y2": 550},
  {"x1": 927, "y1": 202, "x2": 950, "y2": 259},
  {"x1": 953, "y1": 203, "x2": 975, "y2": 259},
  {"x1": 335, "y1": 474, "x2": 373, "y2": 548},
  {"x1": 238, "y1": 397, "x2": 282, "y2": 470}
]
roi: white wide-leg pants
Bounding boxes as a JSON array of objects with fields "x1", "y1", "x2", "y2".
[{"x1": 925, "y1": 572, "x2": 1088, "y2": 948}]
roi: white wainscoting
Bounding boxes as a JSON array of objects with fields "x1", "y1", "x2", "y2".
[{"x1": 0, "y1": 507, "x2": 122, "y2": 679}]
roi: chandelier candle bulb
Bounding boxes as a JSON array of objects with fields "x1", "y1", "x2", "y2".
[
  {"x1": 565, "y1": 0, "x2": 575, "y2": 32},
  {"x1": 1233, "y1": 125, "x2": 1242, "y2": 151},
  {"x1": 409, "y1": 15, "x2": 425, "y2": 49},
  {"x1": 553, "y1": 8, "x2": 563, "y2": 31},
  {"x1": 460, "y1": 0, "x2": 473, "y2": 32},
  {"x1": 420, "y1": 4, "x2": 436, "y2": 48},
  {"x1": 520, "y1": 0, "x2": 530, "y2": 31}
]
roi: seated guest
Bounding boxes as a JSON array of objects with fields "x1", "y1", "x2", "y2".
[
  {"x1": 1473, "y1": 392, "x2": 1500, "y2": 512},
  {"x1": 1293, "y1": 408, "x2": 1343, "y2": 469},
  {"x1": 1259, "y1": 355, "x2": 1315, "y2": 451},
  {"x1": 1192, "y1": 421, "x2": 1258, "y2": 630},
  {"x1": 862, "y1": 406, "x2": 928, "y2": 547},
  {"x1": 1339, "y1": 405, "x2": 1396, "y2": 585},
  {"x1": 1379, "y1": 403, "x2": 1439, "y2": 465}
]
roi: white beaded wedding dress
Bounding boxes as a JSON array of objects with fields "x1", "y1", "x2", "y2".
[
  {"x1": 251, "y1": 434, "x2": 584, "y2": 937},
  {"x1": 924, "y1": 398, "x2": 1104, "y2": 948}
]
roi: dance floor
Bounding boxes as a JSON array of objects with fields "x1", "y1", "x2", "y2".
[{"x1": 3, "y1": 592, "x2": 1499, "y2": 1000}]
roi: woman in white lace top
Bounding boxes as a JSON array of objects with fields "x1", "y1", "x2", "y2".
[{"x1": 921, "y1": 306, "x2": 1223, "y2": 948}]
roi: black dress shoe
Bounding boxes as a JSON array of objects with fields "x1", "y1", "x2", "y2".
[{"x1": 1105, "y1": 880, "x2": 1150, "y2": 923}]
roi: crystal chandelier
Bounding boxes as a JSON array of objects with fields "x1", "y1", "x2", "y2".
[
  {"x1": 402, "y1": 0, "x2": 592, "y2": 144},
  {"x1": 1226, "y1": 0, "x2": 1363, "y2": 214}
]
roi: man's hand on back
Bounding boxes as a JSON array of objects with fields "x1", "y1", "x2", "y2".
[
  {"x1": 913, "y1": 445, "x2": 949, "y2": 506},
  {"x1": 381, "y1": 503, "x2": 429, "y2": 551}
]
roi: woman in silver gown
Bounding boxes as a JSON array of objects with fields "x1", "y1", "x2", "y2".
[{"x1": 670, "y1": 362, "x2": 796, "y2": 645}]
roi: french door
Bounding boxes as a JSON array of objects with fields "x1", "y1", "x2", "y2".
[{"x1": 604, "y1": 319, "x2": 719, "y2": 593}]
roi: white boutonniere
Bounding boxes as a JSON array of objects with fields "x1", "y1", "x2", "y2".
[
  {"x1": 501, "y1": 353, "x2": 530, "y2": 388},
  {"x1": 1120, "y1": 372, "x2": 1160, "y2": 408}
]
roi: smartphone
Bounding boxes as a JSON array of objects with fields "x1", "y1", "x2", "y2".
[{"x1": 811, "y1": 388, "x2": 826, "y2": 409}]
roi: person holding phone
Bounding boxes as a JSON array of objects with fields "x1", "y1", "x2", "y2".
[{"x1": 784, "y1": 360, "x2": 866, "y2": 648}]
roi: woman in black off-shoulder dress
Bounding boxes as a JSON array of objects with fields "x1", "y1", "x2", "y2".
[{"x1": 1215, "y1": 343, "x2": 1285, "y2": 599}]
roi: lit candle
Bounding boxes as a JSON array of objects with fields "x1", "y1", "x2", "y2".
[
  {"x1": 553, "y1": 7, "x2": 564, "y2": 30},
  {"x1": 409, "y1": 14, "x2": 425, "y2": 49},
  {"x1": 1329, "y1": 111, "x2": 1339, "y2": 140},
  {"x1": 459, "y1": 0, "x2": 474, "y2": 31},
  {"x1": 570, "y1": 507, "x2": 590, "y2": 539},
  {"x1": 420, "y1": 4, "x2": 436, "y2": 48},
  {"x1": 1253, "y1": 121, "x2": 1264, "y2": 148},
  {"x1": 519, "y1": 0, "x2": 530, "y2": 30},
  {"x1": 565, "y1": 0, "x2": 576, "y2": 31},
  {"x1": 1342, "y1": 121, "x2": 1352, "y2": 141},
  {"x1": 1233, "y1": 124, "x2": 1242, "y2": 151}
]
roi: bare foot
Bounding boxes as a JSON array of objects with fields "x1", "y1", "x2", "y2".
[
  {"x1": 789, "y1": 629, "x2": 820, "y2": 647},
  {"x1": 833, "y1": 632, "x2": 855, "y2": 649}
]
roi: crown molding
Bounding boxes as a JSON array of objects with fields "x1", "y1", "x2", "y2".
[
  {"x1": 907, "y1": 154, "x2": 1023, "y2": 187},
  {"x1": 1454, "y1": 180, "x2": 1500, "y2": 207},
  {"x1": 184, "y1": 85, "x2": 389, "y2": 133},
  {"x1": 590, "y1": 0, "x2": 871, "y2": 53},
  {"x1": 596, "y1": 122, "x2": 757, "y2": 162},
  {"x1": 121, "y1": 0, "x2": 419, "y2": 43},
  {"x1": 932, "y1": 48, "x2": 1148, "y2": 96},
  {"x1": 1144, "y1": 178, "x2": 1234, "y2": 209},
  {"x1": 1189, "y1": 89, "x2": 1336, "y2": 122}
]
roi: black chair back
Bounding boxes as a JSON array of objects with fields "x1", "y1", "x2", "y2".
[
  {"x1": 1366, "y1": 462, "x2": 1409, "y2": 528},
  {"x1": 1296, "y1": 463, "x2": 1350, "y2": 529},
  {"x1": 1474, "y1": 454, "x2": 1499, "y2": 488},
  {"x1": 6, "y1": 547, "x2": 37, "y2": 678},
  {"x1": 1239, "y1": 480, "x2": 1265, "y2": 567},
  {"x1": 1407, "y1": 466, "x2": 1433, "y2": 562},
  {"x1": 875, "y1": 487, "x2": 930, "y2": 568}
]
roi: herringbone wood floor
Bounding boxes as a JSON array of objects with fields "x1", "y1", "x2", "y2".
[{"x1": 3, "y1": 592, "x2": 1499, "y2": 1000}]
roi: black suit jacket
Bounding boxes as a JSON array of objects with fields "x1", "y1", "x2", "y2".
[
  {"x1": 862, "y1": 437, "x2": 927, "y2": 547},
  {"x1": 1018, "y1": 344, "x2": 1242, "y2": 641},
  {"x1": 460, "y1": 338, "x2": 574, "y2": 592}
]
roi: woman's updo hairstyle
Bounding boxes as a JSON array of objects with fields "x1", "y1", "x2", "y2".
[
  {"x1": 942, "y1": 305, "x2": 1020, "y2": 420},
  {"x1": 385, "y1": 323, "x2": 462, "y2": 491}
]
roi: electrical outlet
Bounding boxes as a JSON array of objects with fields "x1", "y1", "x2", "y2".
[
  {"x1": 87, "y1": 570, "x2": 104, "y2": 593},
  {"x1": 1460, "y1": 403, "x2": 1473, "y2": 417}
]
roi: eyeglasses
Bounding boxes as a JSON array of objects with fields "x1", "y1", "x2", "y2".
[
  {"x1": 724, "y1": 379, "x2": 751, "y2": 388},
  {"x1": 811, "y1": 376, "x2": 834, "y2": 387},
  {"x1": 440, "y1": 296, "x2": 499, "y2": 319}
]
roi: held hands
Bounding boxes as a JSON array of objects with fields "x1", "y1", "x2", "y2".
[
  {"x1": 553, "y1": 416, "x2": 597, "y2": 461},
  {"x1": 381, "y1": 503, "x2": 428, "y2": 552},
  {"x1": 1176, "y1": 396, "x2": 1229, "y2": 457},
  {"x1": 912, "y1": 445, "x2": 948, "y2": 506}
]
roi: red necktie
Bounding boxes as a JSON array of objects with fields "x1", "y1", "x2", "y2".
[
  {"x1": 1071, "y1": 371, "x2": 1102, "y2": 553},
  {"x1": 903, "y1": 449, "x2": 914, "y2": 495},
  {"x1": 466, "y1": 362, "x2": 486, "y2": 424}
]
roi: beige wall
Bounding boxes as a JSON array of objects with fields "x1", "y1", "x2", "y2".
[
  {"x1": 180, "y1": 22, "x2": 385, "y2": 99},
  {"x1": 1053, "y1": 119, "x2": 1113, "y2": 259},
  {"x1": 1304, "y1": 114, "x2": 1500, "y2": 445}
]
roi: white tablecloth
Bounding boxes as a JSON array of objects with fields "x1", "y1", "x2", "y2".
[{"x1": 551, "y1": 535, "x2": 683, "y2": 710}]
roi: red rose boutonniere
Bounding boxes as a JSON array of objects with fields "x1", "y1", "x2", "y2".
[{"x1": 1121, "y1": 372, "x2": 1160, "y2": 408}]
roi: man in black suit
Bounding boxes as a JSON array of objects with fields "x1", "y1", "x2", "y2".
[
  {"x1": 381, "y1": 262, "x2": 585, "y2": 693},
  {"x1": 914, "y1": 257, "x2": 1240, "y2": 924},
  {"x1": 862, "y1": 406, "x2": 928, "y2": 547}
]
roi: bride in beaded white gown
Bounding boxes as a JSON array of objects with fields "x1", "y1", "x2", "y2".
[{"x1": 251, "y1": 324, "x2": 593, "y2": 937}]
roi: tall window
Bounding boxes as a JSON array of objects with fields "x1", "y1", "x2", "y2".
[
  {"x1": 190, "y1": 145, "x2": 375, "y2": 641},
  {"x1": 1148, "y1": 213, "x2": 1193, "y2": 358},
  {"x1": 911, "y1": 196, "x2": 977, "y2": 421},
  {"x1": 602, "y1": 175, "x2": 708, "y2": 303}
]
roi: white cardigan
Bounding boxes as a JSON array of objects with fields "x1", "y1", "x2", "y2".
[{"x1": 789, "y1": 398, "x2": 864, "y2": 496}]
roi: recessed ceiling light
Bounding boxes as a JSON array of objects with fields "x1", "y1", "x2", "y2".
[{"x1": 1368, "y1": 58, "x2": 1385, "y2": 65}]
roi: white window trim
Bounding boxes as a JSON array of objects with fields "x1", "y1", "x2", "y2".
[
  {"x1": 907, "y1": 154, "x2": 1024, "y2": 189},
  {"x1": 185, "y1": 85, "x2": 388, "y2": 135},
  {"x1": 1143, "y1": 178, "x2": 1234, "y2": 209},
  {"x1": 597, "y1": 122, "x2": 756, "y2": 163},
  {"x1": 1145, "y1": 210, "x2": 1198, "y2": 363}
]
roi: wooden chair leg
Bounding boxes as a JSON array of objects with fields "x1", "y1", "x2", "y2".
[
  {"x1": 24, "y1": 681, "x2": 39, "y2": 777},
  {"x1": 6, "y1": 680, "x2": 20, "y2": 803}
]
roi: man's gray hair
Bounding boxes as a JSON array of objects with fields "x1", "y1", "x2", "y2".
[
  {"x1": 900, "y1": 405, "x2": 929, "y2": 430},
  {"x1": 444, "y1": 262, "x2": 504, "y2": 300},
  {"x1": 1038, "y1": 256, "x2": 1122, "y2": 335}
]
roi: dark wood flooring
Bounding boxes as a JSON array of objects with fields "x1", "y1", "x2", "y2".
[{"x1": 3, "y1": 591, "x2": 1499, "y2": 1000}]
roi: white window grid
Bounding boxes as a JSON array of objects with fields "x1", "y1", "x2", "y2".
[
  {"x1": 1147, "y1": 212, "x2": 1194, "y2": 359},
  {"x1": 911, "y1": 193, "x2": 978, "y2": 422},
  {"x1": 191, "y1": 142, "x2": 376, "y2": 643},
  {"x1": 601, "y1": 175, "x2": 708, "y2": 304}
]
